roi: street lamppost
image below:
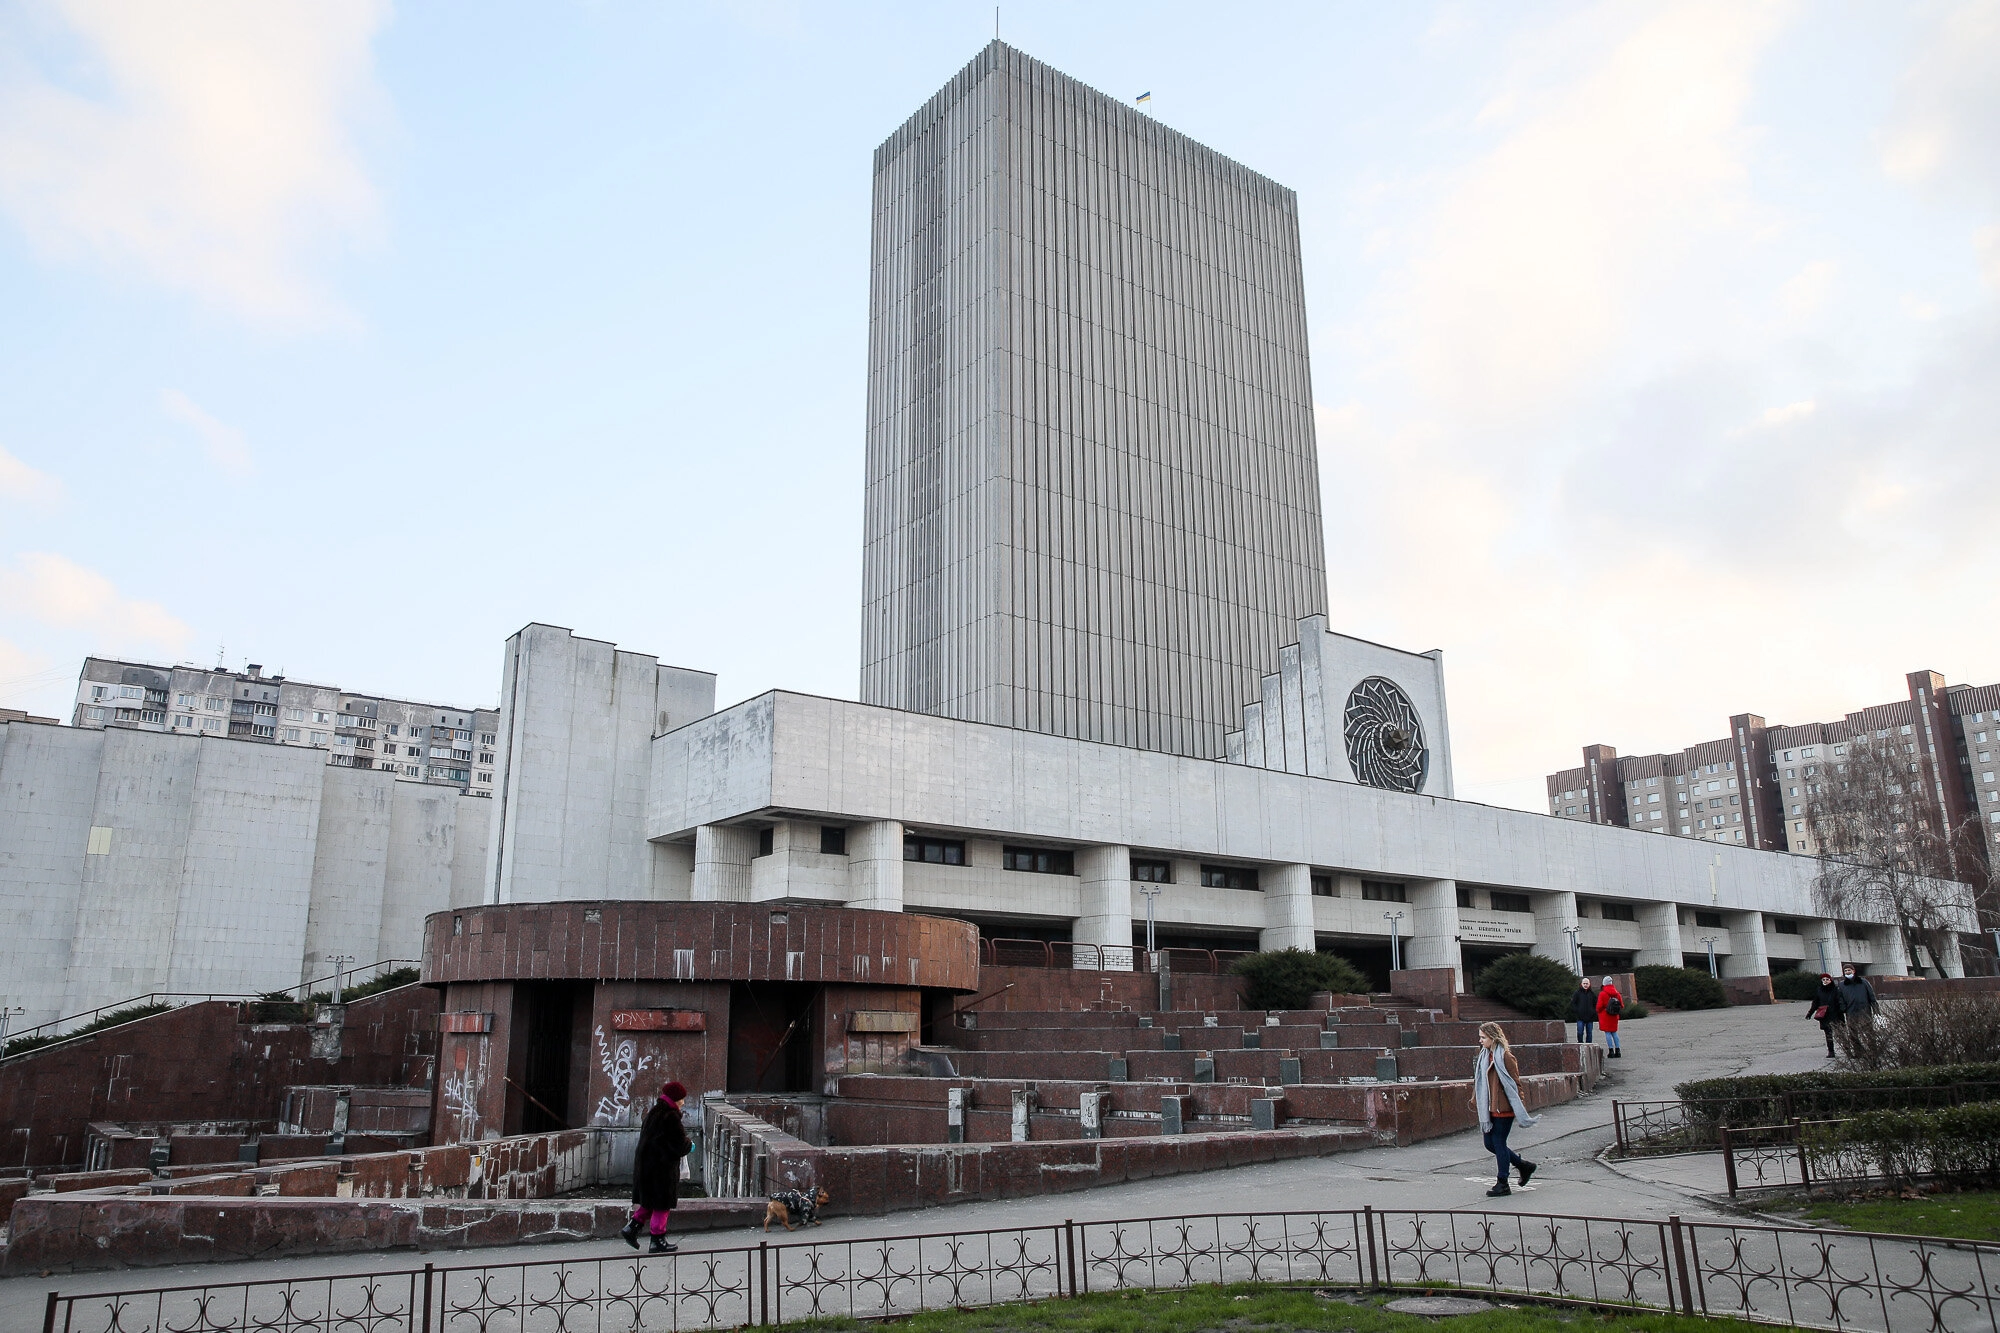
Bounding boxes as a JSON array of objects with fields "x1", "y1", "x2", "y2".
[
  {"x1": 1138, "y1": 885, "x2": 1162, "y2": 962},
  {"x1": 1384, "y1": 912, "x2": 1405, "y2": 973},
  {"x1": 1561, "y1": 925, "x2": 1582, "y2": 975},
  {"x1": 328, "y1": 954, "x2": 354, "y2": 1002},
  {"x1": 0, "y1": 1005, "x2": 23, "y2": 1052},
  {"x1": 1699, "y1": 936, "x2": 1721, "y2": 979}
]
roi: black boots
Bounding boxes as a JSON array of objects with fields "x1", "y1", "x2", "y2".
[
  {"x1": 1487, "y1": 1182, "x2": 1511, "y2": 1197},
  {"x1": 1517, "y1": 1161, "x2": 1537, "y2": 1186},
  {"x1": 649, "y1": 1234, "x2": 678, "y2": 1255},
  {"x1": 620, "y1": 1219, "x2": 641, "y2": 1250}
]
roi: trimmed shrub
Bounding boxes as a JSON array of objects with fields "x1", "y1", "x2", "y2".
[
  {"x1": 2, "y1": 1001, "x2": 172, "y2": 1057},
  {"x1": 1472, "y1": 953, "x2": 1579, "y2": 1020},
  {"x1": 341, "y1": 965, "x2": 421, "y2": 1003},
  {"x1": 1634, "y1": 965, "x2": 1727, "y2": 1011},
  {"x1": 1810, "y1": 1103, "x2": 2000, "y2": 1187},
  {"x1": 1836, "y1": 993, "x2": 2000, "y2": 1070},
  {"x1": 1771, "y1": 969, "x2": 1823, "y2": 1001},
  {"x1": 1621, "y1": 999, "x2": 1652, "y2": 1019},
  {"x1": 1231, "y1": 949, "x2": 1368, "y2": 1010},
  {"x1": 1676, "y1": 1062, "x2": 2000, "y2": 1126}
]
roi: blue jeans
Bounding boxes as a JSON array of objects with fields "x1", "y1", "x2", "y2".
[
  {"x1": 1484, "y1": 1115, "x2": 1523, "y2": 1182},
  {"x1": 1576, "y1": 1021, "x2": 1595, "y2": 1043},
  {"x1": 1605, "y1": 1029, "x2": 1620, "y2": 1050}
]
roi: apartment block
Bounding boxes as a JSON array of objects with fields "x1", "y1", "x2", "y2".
[
  {"x1": 1547, "y1": 670, "x2": 2000, "y2": 862},
  {"x1": 71, "y1": 657, "x2": 500, "y2": 797}
]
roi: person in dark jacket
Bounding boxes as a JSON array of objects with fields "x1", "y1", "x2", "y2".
[
  {"x1": 1835, "y1": 967, "x2": 1877, "y2": 1023},
  {"x1": 1569, "y1": 977, "x2": 1597, "y2": 1046},
  {"x1": 622, "y1": 1081, "x2": 691, "y2": 1254},
  {"x1": 1807, "y1": 975, "x2": 1846, "y2": 1058}
]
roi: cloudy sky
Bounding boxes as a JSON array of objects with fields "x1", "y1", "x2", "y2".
[{"x1": 1, "y1": 1, "x2": 1995, "y2": 813}]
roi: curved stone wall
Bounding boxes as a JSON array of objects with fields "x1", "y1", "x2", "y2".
[{"x1": 421, "y1": 901, "x2": 980, "y2": 991}]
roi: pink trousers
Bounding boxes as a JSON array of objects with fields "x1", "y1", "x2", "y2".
[{"x1": 630, "y1": 1207, "x2": 671, "y2": 1235}]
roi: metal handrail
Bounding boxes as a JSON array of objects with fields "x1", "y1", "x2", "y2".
[{"x1": 2, "y1": 957, "x2": 419, "y2": 1056}]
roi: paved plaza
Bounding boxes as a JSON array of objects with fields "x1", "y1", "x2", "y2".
[{"x1": 0, "y1": 1005, "x2": 1833, "y2": 1329}]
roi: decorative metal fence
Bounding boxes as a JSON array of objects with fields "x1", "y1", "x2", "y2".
[
  {"x1": 40, "y1": 1208, "x2": 2000, "y2": 1333},
  {"x1": 1617, "y1": 1086, "x2": 2000, "y2": 1156}
]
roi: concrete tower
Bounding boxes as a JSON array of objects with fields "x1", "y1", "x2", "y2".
[{"x1": 859, "y1": 42, "x2": 1330, "y2": 759}]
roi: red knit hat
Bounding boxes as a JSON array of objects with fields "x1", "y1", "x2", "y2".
[{"x1": 660, "y1": 1080, "x2": 687, "y2": 1102}]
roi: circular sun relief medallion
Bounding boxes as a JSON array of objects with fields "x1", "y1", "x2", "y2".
[{"x1": 1342, "y1": 676, "x2": 1429, "y2": 793}]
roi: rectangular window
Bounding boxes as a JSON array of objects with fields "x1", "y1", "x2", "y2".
[
  {"x1": 1773, "y1": 918, "x2": 1800, "y2": 935},
  {"x1": 480, "y1": 732, "x2": 496, "y2": 746},
  {"x1": 475, "y1": 771, "x2": 491, "y2": 784},
  {"x1": 1695, "y1": 911, "x2": 1724, "y2": 928},
  {"x1": 1600, "y1": 901, "x2": 1636, "y2": 922},
  {"x1": 1456, "y1": 886, "x2": 1475, "y2": 908},
  {"x1": 387, "y1": 723, "x2": 400, "y2": 736},
  {"x1": 820, "y1": 826, "x2": 847, "y2": 855},
  {"x1": 1361, "y1": 879, "x2": 1408, "y2": 903},
  {"x1": 903, "y1": 834, "x2": 965, "y2": 866},
  {"x1": 1131, "y1": 857, "x2": 1173, "y2": 883},
  {"x1": 1489, "y1": 891, "x2": 1532, "y2": 914},
  {"x1": 1201, "y1": 865, "x2": 1260, "y2": 891},
  {"x1": 1003, "y1": 846, "x2": 1074, "y2": 874},
  {"x1": 282, "y1": 728, "x2": 301, "y2": 741},
  {"x1": 756, "y1": 827, "x2": 774, "y2": 857},
  {"x1": 1310, "y1": 873, "x2": 1335, "y2": 897}
]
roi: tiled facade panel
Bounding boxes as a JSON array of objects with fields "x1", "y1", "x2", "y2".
[
  {"x1": 862, "y1": 42, "x2": 1329, "y2": 760},
  {"x1": 0, "y1": 724, "x2": 103, "y2": 1023},
  {"x1": 0, "y1": 721, "x2": 491, "y2": 1027}
]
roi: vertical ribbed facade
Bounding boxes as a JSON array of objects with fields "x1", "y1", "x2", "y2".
[{"x1": 860, "y1": 42, "x2": 1329, "y2": 759}]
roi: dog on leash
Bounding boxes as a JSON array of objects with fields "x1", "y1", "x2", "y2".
[{"x1": 763, "y1": 1188, "x2": 831, "y2": 1231}]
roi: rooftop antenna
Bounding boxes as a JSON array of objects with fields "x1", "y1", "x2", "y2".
[
  {"x1": 216, "y1": 644, "x2": 225, "y2": 669},
  {"x1": 994, "y1": 7, "x2": 999, "y2": 40}
]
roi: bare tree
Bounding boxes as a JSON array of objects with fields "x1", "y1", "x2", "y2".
[{"x1": 1804, "y1": 734, "x2": 1987, "y2": 976}]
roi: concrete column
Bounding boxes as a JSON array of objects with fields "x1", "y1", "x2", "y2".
[
  {"x1": 1936, "y1": 930, "x2": 1966, "y2": 979},
  {"x1": 845, "y1": 820, "x2": 904, "y2": 913},
  {"x1": 1532, "y1": 890, "x2": 1579, "y2": 970},
  {"x1": 1722, "y1": 911, "x2": 1769, "y2": 979},
  {"x1": 1404, "y1": 878, "x2": 1463, "y2": 988},
  {"x1": 691, "y1": 825, "x2": 757, "y2": 901},
  {"x1": 1635, "y1": 902, "x2": 1684, "y2": 968},
  {"x1": 1803, "y1": 918, "x2": 1842, "y2": 975},
  {"x1": 1870, "y1": 924, "x2": 1910, "y2": 975},
  {"x1": 1074, "y1": 845, "x2": 1133, "y2": 969},
  {"x1": 1260, "y1": 863, "x2": 1315, "y2": 952}
]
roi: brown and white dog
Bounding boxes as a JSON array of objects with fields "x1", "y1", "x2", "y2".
[{"x1": 763, "y1": 1188, "x2": 831, "y2": 1231}]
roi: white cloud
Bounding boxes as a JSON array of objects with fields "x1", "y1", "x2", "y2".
[
  {"x1": 161, "y1": 389, "x2": 253, "y2": 477},
  {"x1": 0, "y1": 445, "x2": 61, "y2": 504},
  {"x1": 0, "y1": 0, "x2": 389, "y2": 327},
  {"x1": 0, "y1": 552, "x2": 191, "y2": 655},
  {"x1": 1320, "y1": 1, "x2": 2000, "y2": 814},
  {"x1": 1391, "y1": 0, "x2": 1790, "y2": 424}
]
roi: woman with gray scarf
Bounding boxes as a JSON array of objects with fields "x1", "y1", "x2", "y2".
[{"x1": 1471, "y1": 1021, "x2": 1538, "y2": 1197}]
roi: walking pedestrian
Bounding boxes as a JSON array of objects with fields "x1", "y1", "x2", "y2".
[
  {"x1": 1807, "y1": 974, "x2": 1846, "y2": 1059},
  {"x1": 1595, "y1": 975, "x2": 1625, "y2": 1059},
  {"x1": 1835, "y1": 966, "x2": 1877, "y2": 1023},
  {"x1": 1470, "y1": 1021, "x2": 1538, "y2": 1197},
  {"x1": 621, "y1": 1080, "x2": 692, "y2": 1254},
  {"x1": 1569, "y1": 976, "x2": 1597, "y2": 1046}
]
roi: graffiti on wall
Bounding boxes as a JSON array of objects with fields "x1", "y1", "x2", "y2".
[
  {"x1": 442, "y1": 1069, "x2": 480, "y2": 1140},
  {"x1": 594, "y1": 1024, "x2": 654, "y2": 1125}
]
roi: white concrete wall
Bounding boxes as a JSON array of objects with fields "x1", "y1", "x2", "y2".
[
  {"x1": 647, "y1": 691, "x2": 1967, "y2": 945},
  {"x1": 0, "y1": 720, "x2": 489, "y2": 1027},
  {"x1": 487, "y1": 624, "x2": 716, "y2": 904}
]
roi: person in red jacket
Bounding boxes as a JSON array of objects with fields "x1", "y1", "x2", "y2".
[{"x1": 1595, "y1": 976, "x2": 1625, "y2": 1058}]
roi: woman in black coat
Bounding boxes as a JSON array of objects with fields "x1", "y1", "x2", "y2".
[
  {"x1": 1807, "y1": 975, "x2": 1846, "y2": 1058},
  {"x1": 622, "y1": 1081, "x2": 691, "y2": 1254}
]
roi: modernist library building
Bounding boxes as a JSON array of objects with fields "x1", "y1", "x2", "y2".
[
  {"x1": 0, "y1": 44, "x2": 1971, "y2": 1031},
  {"x1": 478, "y1": 44, "x2": 1966, "y2": 988}
]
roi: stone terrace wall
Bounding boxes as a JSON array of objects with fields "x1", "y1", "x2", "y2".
[{"x1": 0, "y1": 985, "x2": 439, "y2": 1169}]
